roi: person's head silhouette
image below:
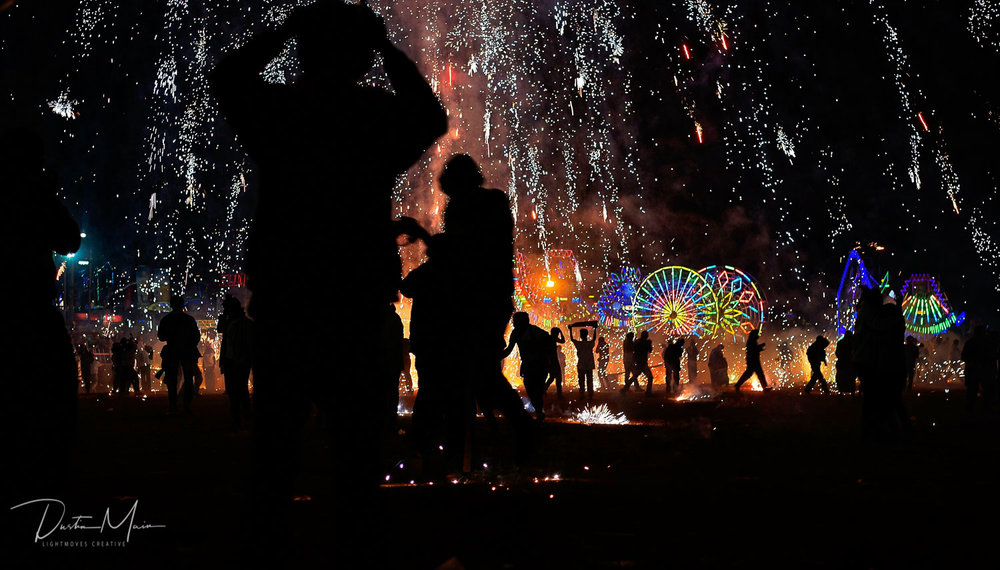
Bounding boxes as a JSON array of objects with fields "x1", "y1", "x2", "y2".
[
  {"x1": 292, "y1": 1, "x2": 383, "y2": 87},
  {"x1": 580, "y1": 329, "x2": 589, "y2": 341},
  {"x1": 170, "y1": 295, "x2": 186, "y2": 312},
  {"x1": 439, "y1": 154, "x2": 483, "y2": 197},
  {"x1": 512, "y1": 311, "x2": 529, "y2": 329}
]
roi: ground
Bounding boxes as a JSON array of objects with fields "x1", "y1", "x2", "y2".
[{"x1": 7, "y1": 386, "x2": 999, "y2": 569}]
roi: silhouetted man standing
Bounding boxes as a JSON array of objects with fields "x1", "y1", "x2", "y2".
[
  {"x1": 569, "y1": 321, "x2": 598, "y2": 399},
  {"x1": 211, "y1": 2, "x2": 446, "y2": 551},
  {"x1": 158, "y1": 295, "x2": 200, "y2": 413},
  {"x1": 662, "y1": 338, "x2": 685, "y2": 393},
  {"x1": 708, "y1": 344, "x2": 729, "y2": 388},
  {"x1": 220, "y1": 296, "x2": 253, "y2": 427}
]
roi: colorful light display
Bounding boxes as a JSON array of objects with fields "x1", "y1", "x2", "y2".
[
  {"x1": 834, "y1": 250, "x2": 878, "y2": 337},
  {"x1": 632, "y1": 266, "x2": 718, "y2": 337},
  {"x1": 596, "y1": 267, "x2": 642, "y2": 328},
  {"x1": 698, "y1": 265, "x2": 764, "y2": 341},
  {"x1": 901, "y1": 274, "x2": 965, "y2": 337}
]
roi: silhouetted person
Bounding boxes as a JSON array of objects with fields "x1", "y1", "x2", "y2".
[
  {"x1": 686, "y1": 337, "x2": 699, "y2": 384},
  {"x1": 903, "y1": 336, "x2": 921, "y2": 391},
  {"x1": 856, "y1": 290, "x2": 909, "y2": 439},
  {"x1": 620, "y1": 332, "x2": 639, "y2": 392},
  {"x1": 662, "y1": 339, "x2": 685, "y2": 393},
  {"x1": 734, "y1": 329, "x2": 769, "y2": 391},
  {"x1": 569, "y1": 321, "x2": 598, "y2": 399},
  {"x1": 220, "y1": 297, "x2": 253, "y2": 427},
  {"x1": 804, "y1": 335, "x2": 831, "y2": 395},
  {"x1": 961, "y1": 325, "x2": 996, "y2": 412},
  {"x1": 401, "y1": 256, "x2": 463, "y2": 473},
  {"x1": 596, "y1": 336, "x2": 611, "y2": 390},
  {"x1": 402, "y1": 153, "x2": 528, "y2": 471},
  {"x1": 708, "y1": 344, "x2": 729, "y2": 388},
  {"x1": 835, "y1": 332, "x2": 857, "y2": 395},
  {"x1": 157, "y1": 295, "x2": 200, "y2": 413},
  {"x1": 2, "y1": 125, "x2": 80, "y2": 501},
  {"x1": 212, "y1": 0, "x2": 447, "y2": 548},
  {"x1": 79, "y1": 344, "x2": 95, "y2": 393},
  {"x1": 503, "y1": 312, "x2": 552, "y2": 421},
  {"x1": 112, "y1": 336, "x2": 140, "y2": 395},
  {"x1": 545, "y1": 327, "x2": 566, "y2": 399},
  {"x1": 137, "y1": 342, "x2": 153, "y2": 392},
  {"x1": 633, "y1": 330, "x2": 654, "y2": 396}
]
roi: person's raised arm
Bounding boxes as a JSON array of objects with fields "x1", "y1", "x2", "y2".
[
  {"x1": 501, "y1": 329, "x2": 520, "y2": 358},
  {"x1": 209, "y1": 19, "x2": 293, "y2": 129}
]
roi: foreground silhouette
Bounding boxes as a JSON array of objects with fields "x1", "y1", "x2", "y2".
[
  {"x1": 211, "y1": 1, "x2": 447, "y2": 557},
  {"x1": 1, "y1": 126, "x2": 80, "y2": 507}
]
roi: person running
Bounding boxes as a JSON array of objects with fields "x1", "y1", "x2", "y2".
[
  {"x1": 568, "y1": 321, "x2": 598, "y2": 399},
  {"x1": 502, "y1": 312, "x2": 552, "y2": 421},
  {"x1": 804, "y1": 335, "x2": 831, "y2": 395},
  {"x1": 734, "y1": 329, "x2": 770, "y2": 391}
]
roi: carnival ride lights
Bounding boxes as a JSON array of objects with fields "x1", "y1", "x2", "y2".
[
  {"x1": 632, "y1": 266, "x2": 718, "y2": 337},
  {"x1": 596, "y1": 267, "x2": 642, "y2": 328},
  {"x1": 900, "y1": 274, "x2": 965, "y2": 337},
  {"x1": 698, "y1": 265, "x2": 765, "y2": 341},
  {"x1": 835, "y1": 250, "x2": 879, "y2": 337}
]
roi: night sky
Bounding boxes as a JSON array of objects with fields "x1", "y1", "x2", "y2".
[{"x1": 3, "y1": 0, "x2": 999, "y2": 325}]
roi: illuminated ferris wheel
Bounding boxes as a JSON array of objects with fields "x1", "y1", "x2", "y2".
[
  {"x1": 901, "y1": 274, "x2": 965, "y2": 337},
  {"x1": 596, "y1": 267, "x2": 643, "y2": 328},
  {"x1": 698, "y1": 265, "x2": 765, "y2": 340},
  {"x1": 632, "y1": 266, "x2": 718, "y2": 337}
]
